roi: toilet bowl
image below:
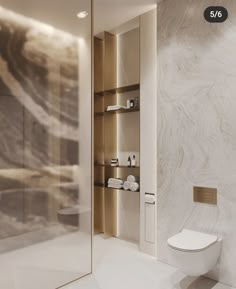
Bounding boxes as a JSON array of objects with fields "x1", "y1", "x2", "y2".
[{"x1": 168, "y1": 229, "x2": 222, "y2": 276}]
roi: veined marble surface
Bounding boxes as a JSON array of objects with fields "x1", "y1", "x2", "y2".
[
  {"x1": 156, "y1": 0, "x2": 236, "y2": 287},
  {"x1": 0, "y1": 7, "x2": 79, "y2": 169},
  {"x1": 0, "y1": 8, "x2": 80, "y2": 238}
]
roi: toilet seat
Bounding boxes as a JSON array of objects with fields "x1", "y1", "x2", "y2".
[{"x1": 168, "y1": 229, "x2": 218, "y2": 252}]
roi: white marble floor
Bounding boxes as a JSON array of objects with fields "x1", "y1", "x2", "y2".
[
  {"x1": 64, "y1": 235, "x2": 235, "y2": 289},
  {"x1": 0, "y1": 229, "x2": 91, "y2": 289}
]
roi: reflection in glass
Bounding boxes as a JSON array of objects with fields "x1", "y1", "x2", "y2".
[{"x1": 0, "y1": 3, "x2": 92, "y2": 289}]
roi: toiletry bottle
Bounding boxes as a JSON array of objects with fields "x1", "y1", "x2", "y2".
[
  {"x1": 131, "y1": 155, "x2": 136, "y2": 167},
  {"x1": 130, "y1": 99, "x2": 135, "y2": 108},
  {"x1": 128, "y1": 156, "x2": 131, "y2": 167}
]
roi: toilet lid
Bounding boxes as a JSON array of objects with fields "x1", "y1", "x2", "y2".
[{"x1": 168, "y1": 229, "x2": 218, "y2": 252}]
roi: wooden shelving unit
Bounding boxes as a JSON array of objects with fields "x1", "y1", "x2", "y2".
[{"x1": 94, "y1": 32, "x2": 140, "y2": 237}]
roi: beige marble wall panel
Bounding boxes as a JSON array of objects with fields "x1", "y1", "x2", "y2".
[{"x1": 156, "y1": 0, "x2": 236, "y2": 286}]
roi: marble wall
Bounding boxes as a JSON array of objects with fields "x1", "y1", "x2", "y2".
[
  {"x1": 156, "y1": 0, "x2": 236, "y2": 286},
  {"x1": 0, "y1": 8, "x2": 80, "y2": 240},
  {"x1": 0, "y1": 9, "x2": 79, "y2": 168}
]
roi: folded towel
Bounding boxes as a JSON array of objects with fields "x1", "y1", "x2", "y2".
[
  {"x1": 108, "y1": 178, "x2": 124, "y2": 185},
  {"x1": 106, "y1": 105, "x2": 128, "y2": 111},
  {"x1": 108, "y1": 178, "x2": 123, "y2": 182},
  {"x1": 108, "y1": 181, "x2": 123, "y2": 185},
  {"x1": 108, "y1": 184, "x2": 123, "y2": 189},
  {"x1": 108, "y1": 182, "x2": 123, "y2": 187}
]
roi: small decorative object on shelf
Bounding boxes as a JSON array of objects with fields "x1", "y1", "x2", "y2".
[
  {"x1": 131, "y1": 155, "x2": 136, "y2": 167},
  {"x1": 127, "y1": 156, "x2": 131, "y2": 167},
  {"x1": 126, "y1": 97, "x2": 140, "y2": 109},
  {"x1": 130, "y1": 99, "x2": 135, "y2": 108},
  {"x1": 111, "y1": 158, "x2": 119, "y2": 167}
]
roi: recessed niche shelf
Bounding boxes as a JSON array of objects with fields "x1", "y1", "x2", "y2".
[
  {"x1": 106, "y1": 107, "x2": 139, "y2": 114},
  {"x1": 105, "y1": 187, "x2": 140, "y2": 193},
  {"x1": 95, "y1": 183, "x2": 140, "y2": 193},
  {"x1": 95, "y1": 107, "x2": 139, "y2": 116},
  {"x1": 94, "y1": 83, "x2": 140, "y2": 97},
  {"x1": 95, "y1": 164, "x2": 140, "y2": 169},
  {"x1": 94, "y1": 33, "x2": 140, "y2": 237}
]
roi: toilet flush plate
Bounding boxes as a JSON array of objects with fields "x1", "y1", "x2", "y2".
[{"x1": 193, "y1": 186, "x2": 217, "y2": 205}]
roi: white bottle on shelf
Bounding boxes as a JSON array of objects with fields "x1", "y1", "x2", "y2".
[{"x1": 131, "y1": 155, "x2": 136, "y2": 167}]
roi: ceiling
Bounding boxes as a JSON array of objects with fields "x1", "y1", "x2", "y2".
[
  {"x1": 94, "y1": 0, "x2": 159, "y2": 35},
  {"x1": 0, "y1": 0, "x2": 160, "y2": 37}
]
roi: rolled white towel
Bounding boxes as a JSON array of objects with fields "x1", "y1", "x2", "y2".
[
  {"x1": 130, "y1": 182, "x2": 139, "y2": 192},
  {"x1": 127, "y1": 175, "x2": 138, "y2": 183},
  {"x1": 123, "y1": 181, "x2": 131, "y2": 191}
]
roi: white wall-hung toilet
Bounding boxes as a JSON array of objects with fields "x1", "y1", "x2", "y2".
[{"x1": 167, "y1": 229, "x2": 222, "y2": 276}]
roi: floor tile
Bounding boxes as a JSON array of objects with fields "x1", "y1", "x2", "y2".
[{"x1": 66, "y1": 235, "x2": 235, "y2": 289}]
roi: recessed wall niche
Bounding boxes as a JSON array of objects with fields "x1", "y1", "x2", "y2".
[{"x1": 94, "y1": 23, "x2": 140, "y2": 242}]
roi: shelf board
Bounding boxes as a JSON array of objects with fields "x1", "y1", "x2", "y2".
[
  {"x1": 108, "y1": 165, "x2": 140, "y2": 169},
  {"x1": 106, "y1": 107, "x2": 139, "y2": 114},
  {"x1": 94, "y1": 164, "x2": 140, "y2": 169},
  {"x1": 94, "y1": 83, "x2": 140, "y2": 97},
  {"x1": 105, "y1": 187, "x2": 140, "y2": 193},
  {"x1": 95, "y1": 107, "x2": 139, "y2": 116},
  {"x1": 94, "y1": 182, "x2": 140, "y2": 192}
]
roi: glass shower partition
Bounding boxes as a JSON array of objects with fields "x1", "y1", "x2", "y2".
[{"x1": 0, "y1": 1, "x2": 92, "y2": 288}]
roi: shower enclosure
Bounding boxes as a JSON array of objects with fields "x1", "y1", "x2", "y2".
[{"x1": 0, "y1": 1, "x2": 92, "y2": 288}]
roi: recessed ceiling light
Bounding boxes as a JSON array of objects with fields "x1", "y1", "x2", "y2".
[{"x1": 77, "y1": 11, "x2": 88, "y2": 19}]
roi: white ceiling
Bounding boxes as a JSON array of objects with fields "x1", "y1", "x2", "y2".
[
  {"x1": 94, "y1": 0, "x2": 159, "y2": 35},
  {"x1": 0, "y1": 0, "x2": 160, "y2": 37}
]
